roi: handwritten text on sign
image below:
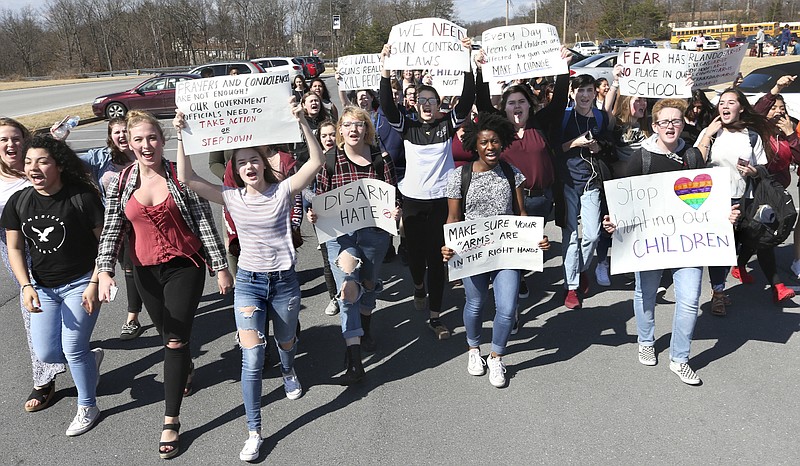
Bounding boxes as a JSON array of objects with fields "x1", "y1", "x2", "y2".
[
  {"x1": 444, "y1": 215, "x2": 544, "y2": 281},
  {"x1": 482, "y1": 23, "x2": 567, "y2": 81},
  {"x1": 385, "y1": 17, "x2": 469, "y2": 71},
  {"x1": 603, "y1": 167, "x2": 735, "y2": 274},
  {"x1": 175, "y1": 72, "x2": 300, "y2": 155},
  {"x1": 430, "y1": 69, "x2": 465, "y2": 96},
  {"x1": 312, "y1": 178, "x2": 398, "y2": 243},
  {"x1": 337, "y1": 54, "x2": 381, "y2": 91}
]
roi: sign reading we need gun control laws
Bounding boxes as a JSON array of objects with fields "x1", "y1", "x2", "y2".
[
  {"x1": 604, "y1": 167, "x2": 736, "y2": 274},
  {"x1": 312, "y1": 179, "x2": 398, "y2": 244},
  {"x1": 481, "y1": 23, "x2": 567, "y2": 82},
  {"x1": 444, "y1": 215, "x2": 544, "y2": 281},
  {"x1": 384, "y1": 17, "x2": 470, "y2": 71},
  {"x1": 176, "y1": 72, "x2": 300, "y2": 155}
]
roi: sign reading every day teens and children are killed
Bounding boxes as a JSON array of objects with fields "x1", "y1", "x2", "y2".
[
  {"x1": 312, "y1": 178, "x2": 398, "y2": 244},
  {"x1": 481, "y1": 23, "x2": 568, "y2": 82},
  {"x1": 443, "y1": 215, "x2": 544, "y2": 281},
  {"x1": 175, "y1": 72, "x2": 301, "y2": 155},
  {"x1": 603, "y1": 167, "x2": 736, "y2": 274},
  {"x1": 336, "y1": 54, "x2": 381, "y2": 91},
  {"x1": 384, "y1": 17, "x2": 470, "y2": 71}
]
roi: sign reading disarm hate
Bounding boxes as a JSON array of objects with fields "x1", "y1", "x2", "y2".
[
  {"x1": 444, "y1": 215, "x2": 544, "y2": 281},
  {"x1": 384, "y1": 17, "x2": 470, "y2": 71},
  {"x1": 176, "y1": 72, "x2": 300, "y2": 155},
  {"x1": 312, "y1": 178, "x2": 398, "y2": 243},
  {"x1": 337, "y1": 54, "x2": 381, "y2": 91},
  {"x1": 603, "y1": 167, "x2": 736, "y2": 274},
  {"x1": 481, "y1": 23, "x2": 567, "y2": 81}
]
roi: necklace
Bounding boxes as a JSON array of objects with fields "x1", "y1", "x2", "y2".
[{"x1": 141, "y1": 168, "x2": 162, "y2": 180}]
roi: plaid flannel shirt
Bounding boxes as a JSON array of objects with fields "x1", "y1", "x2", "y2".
[
  {"x1": 96, "y1": 159, "x2": 228, "y2": 275},
  {"x1": 315, "y1": 146, "x2": 399, "y2": 204}
]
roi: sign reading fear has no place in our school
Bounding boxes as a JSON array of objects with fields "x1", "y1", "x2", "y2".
[
  {"x1": 616, "y1": 45, "x2": 747, "y2": 99},
  {"x1": 604, "y1": 167, "x2": 736, "y2": 274},
  {"x1": 175, "y1": 72, "x2": 301, "y2": 155},
  {"x1": 443, "y1": 215, "x2": 544, "y2": 281},
  {"x1": 481, "y1": 23, "x2": 567, "y2": 82},
  {"x1": 385, "y1": 17, "x2": 470, "y2": 71},
  {"x1": 337, "y1": 54, "x2": 381, "y2": 91},
  {"x1": 312, "y1": 178, "x2": 398, "y2": 244}
]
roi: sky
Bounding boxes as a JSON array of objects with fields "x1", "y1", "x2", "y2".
[{"x1": 5, "y1": 0, "x2": 530, "y2": 24}]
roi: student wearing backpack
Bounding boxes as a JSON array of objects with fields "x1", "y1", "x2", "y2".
[
  {"x1": 1, "y1": 136, "x2": 106, "y2": 435},
  {"x1": 694, "y1": 88, "x2": 774, "y2": 316},
  {"x1": 441, "y1": 112, "x2": 549, "y2": 388},
  {"x1": 604, "y1": 99, "x2": 741, "y2": 385}
]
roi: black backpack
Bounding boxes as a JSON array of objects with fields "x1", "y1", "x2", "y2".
[{"x1": 738, "y1": 165, "x2": 797, "y2": 249}]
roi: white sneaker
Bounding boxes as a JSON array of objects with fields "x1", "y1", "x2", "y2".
[
  {"x1": 282, "y1": 368, "x2": 303, "y2": 400},
  {"x1": 92, "y1": 348, "x2": 104, "y2": 388},
  {"x1": 670, "y1": 361, "x2": 701, "y2": 385},
  {"x1": 792, "y1": 260, "x2": 800, "y2": 279},
  {"x1": 595, "y1": 260, "x2": 611, "y2": 287},
  {"x1": 486, "y1": 355, "x2": 507, "y2": 388},
  {"x1": 324, "y1": 298, "x2": 339, "y2": 316},
  {"x1": 467, "y1": 348, "x2": 486, "y2": 376},
  {"x1": 239, "y1": 432, "x2": 264, "y2": 462},
  {"x1": 638, "y1": 345, "x2": 657, "y2": 366},
  {"x1": 65, "y1": 405, "x2": 100, "y2": 436}
]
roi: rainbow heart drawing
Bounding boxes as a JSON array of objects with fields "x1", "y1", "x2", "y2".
[{"x1": 674, "y1": 174, "x2": 713, "y2": 210}]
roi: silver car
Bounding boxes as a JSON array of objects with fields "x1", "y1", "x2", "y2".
[{"x1": 568, "y1": 53, "x2": 617, "y2": 82}]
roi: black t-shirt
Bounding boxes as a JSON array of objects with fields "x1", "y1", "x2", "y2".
[
  {"x1": 559, "y1": 109, "x2": 610, "y2": 189},
  {"x1": 0, "y1": 184, "x2": 104, "y2": 287}
]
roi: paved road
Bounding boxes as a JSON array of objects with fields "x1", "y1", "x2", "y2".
[
  {"x1": 0, "y1": 77, "x2": 147, "y2": 118},
  {"x1": 2, "y1": 88, "x2": 800, "y2": 464}
]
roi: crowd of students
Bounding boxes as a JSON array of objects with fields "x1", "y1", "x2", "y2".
[{"x1": 1, "y1": 35, "x2": 799, "y2": 462}]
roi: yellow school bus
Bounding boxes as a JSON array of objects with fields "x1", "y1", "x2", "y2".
[
  {"x1": 670, "y1": 24, "x2": 739, "y2": 47},
  {"x1": 739, "y1": 22, "x2": 779, "y2": 37}
]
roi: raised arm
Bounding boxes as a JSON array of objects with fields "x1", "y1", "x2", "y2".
[
  {"x1": 379, "y1": 44, "x2": 402, "y2": 125},
  {"x1": 289, "y1": 102, "x2": 325, "y2": 195},
  {"x1": 453, "y1": 37, "x2": 476, "y2": 121},
  {"x1": 173, "y1": 112, "x2": 225, "y2": 205}
]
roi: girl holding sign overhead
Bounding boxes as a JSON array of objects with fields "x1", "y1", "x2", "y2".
[
  {"x1": 173, "y1": 100, "x2": 324, "y2": 462},
  {"x1": 441, "y1": 112, "x2": 549, "y2": 388},
  {"x1": 379, "y1": 37, "x2": 476, "y2": 340},
  {"x1": 307, "y1": 106, "x2": 400, "y2": 384}
]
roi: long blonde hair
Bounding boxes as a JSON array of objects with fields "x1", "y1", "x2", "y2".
[{"x1": 335, "y1": 106, "x2": 376, "y2": 150}]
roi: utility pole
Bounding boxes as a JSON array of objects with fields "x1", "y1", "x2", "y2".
[{"x1": 562, "y1": 0, "x2": 567, "y2": 44}]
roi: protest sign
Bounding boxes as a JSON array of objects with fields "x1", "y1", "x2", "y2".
[
  {"x1": 603, "y1": 167, "x2": 736, "y2": 274},
  {"x1": 337, "y1": 54, "x2": 381, "y2": 91},
  {"x1": 385, "y1": 17, "x2": 470, "y2": 71},
  {"x1": 443, "y1": 215, "x2": 544, "y2": 281},
  {"x1": 617, "y1": 48, "x2": 693, "y2": 98},
  {"x1": 312, "y1": 178, "x2": 398, "y2": 243},
  {"x1": 685, "y1": 44, "x2": 748, "y2": 89},
  {"x1": 481, "y1": 23, "x2": 567, "y2": 81},
  {"x1": 175, "y1": 72, "x2": 300, "y2": 155},
  {"x1": 429, "y1": 69, "x2": 465, "y2": 96}
]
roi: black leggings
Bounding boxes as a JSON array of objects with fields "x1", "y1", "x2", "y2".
[
  {"x1": 119, "y1": 235, "x2": 143, "y2": 314},
  {"x1": 403, "y1": 197, "x2": 448, "y2": 313},
  {"x1": 738, "y1": 245, "x2": 779, "y2": 286},
  {"x1": 134, "y1": 256, "x2": 205, "y2": 417}
]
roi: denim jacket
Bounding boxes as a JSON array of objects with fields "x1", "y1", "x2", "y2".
[{"x1": 79, "y1": 147, "x2": 116, "y2": 203}]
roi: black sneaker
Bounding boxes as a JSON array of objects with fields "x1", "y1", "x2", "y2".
[
  {"x1": 361, "y1": 333, "x2": 377, "y2": 353},
  {"x1": 383, "y1": 245, "x2": 396, "y2": 263},
  {"x1": 120, "y1": 320, "x2": 144, "y2": 340},
  {"x1": 518, "y1": 279, "x2": 529, "y2": 299}
]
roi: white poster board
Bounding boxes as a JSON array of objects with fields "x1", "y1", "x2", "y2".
[
  {"x1": 686, "y1": 44, "x2": 748, "y2": 89},
  {"x1": 385, "y1": 17, "x2": 470, "y2": 71},
  {"x1": 481, "y1": 23, "x2": 567, "y2": 81},
  {"x1": 176, "y1": 72, "x2": 300, "y2": 155},
  {"x1": 429, "y1": 69, "x2": 465, "y2": 96},
  {"x1": 336, "y1": 54, "x2": 381, "y2": 91},
  {"x1": 312, "y1": 178, "x2": 398, "y2": 243},
  {"x1": 443, "y1": 215, "x2": 544, "y2": 281},
  {"x1": 604, "y1": 167, "x2": 736, "y2": 274}
]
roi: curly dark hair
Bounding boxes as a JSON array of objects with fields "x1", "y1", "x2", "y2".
[
  {"x1": 25, "y1": 135, "x2": 98, "y2": 194},
  {"x1": 461, "y1": 112, "x2": 516, "y2": 155}
]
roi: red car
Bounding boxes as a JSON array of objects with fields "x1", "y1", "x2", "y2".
[
  {"x1": 725, "y1": 36, "x2": 747, "y2": 48},
  {"x1": 92, "y1": 74, "x2": 198, "y2": 119}
]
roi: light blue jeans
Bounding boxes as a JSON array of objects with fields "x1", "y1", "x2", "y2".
[
  {"x1": 30, "y1": 271, "x2": 100, "y2": 407},
  {"x1": 634, "y1": 267, "x2": 702, "y2": 363},
  {"x1": 234, "y1": 267, "x2": 301, "y2": 432},
  {"x1": 463, "y1": 269, "x2": 520, "y2": 355},
  {"x1": 326, "y1": 227, "x2": 390, "y2": 339},
  {"x1": 561, "y1": 185, "x2": 602, "y2": 290}
]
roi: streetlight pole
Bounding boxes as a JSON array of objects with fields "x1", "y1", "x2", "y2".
[{"x1": 562, "y1": 0, "x2": 567, "y2": 44}]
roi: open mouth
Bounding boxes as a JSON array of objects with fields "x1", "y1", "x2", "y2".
[{"x1": 28, "y1": 172, "x2": 45, "y2": 183}]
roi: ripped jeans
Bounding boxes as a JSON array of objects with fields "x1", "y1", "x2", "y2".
[
  {"x1": 234, "y1": 266, "x2": 301, "y2": 432},
  {"x1": 325, "y1": 227, "x2": 391, "y2": 340}
]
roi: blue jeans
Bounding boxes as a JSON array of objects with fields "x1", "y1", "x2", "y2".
[
  {"x1": 463, "y1": 269, "x2": 520, "y2": 355},
  {"x1": 634, "y1": 267, "x2": 702, "y2": 363},
  {"x1": 30, "y1": 272, "x2": 100, "y2": 407},
  {"x1": 234, "y1": 267, "x2": 301, "y2": 432},
  {"x1": 708, "y1": 197, "x2": 741, "y2": 292},
  {"x1": 326, "y1": 227, "x2": 390, "y2": 339},
  {"x1": 562, "y1": 185, "x2": 602, "y2": 289},
  {"x1": 523, "y1": 187, "x2": 553, "y2": 221}
]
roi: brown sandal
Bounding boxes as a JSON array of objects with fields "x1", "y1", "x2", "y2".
[
  {"x1": 711, "y1": 291, "x2": 727, "y2": 316},
  {"x1": 24, "y1": 381, "x2": 55, "y2": 412}
]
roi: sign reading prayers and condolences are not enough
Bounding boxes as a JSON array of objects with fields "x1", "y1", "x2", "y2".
[
  {"x1": 481, "y1": 23, "x2": 568, "y2": 82},
  {"x1": 443, "y1": 215, "x2": 544, "y2": 281},
  {"x1": 175, "y1": 72, "x2": 300, "y2": 155},
  {"x1": 336, "y1": 54, "x2": 381, "y2": 91},
  {"x1": 384, "y1": 17, "x2": 470, "y2": 71},
  {"x1": 312, "y1": 178, "x2": 398, "y2": 243},
  {"x1": 603, "y1": 167, "x2": 736, "y2": 274}
]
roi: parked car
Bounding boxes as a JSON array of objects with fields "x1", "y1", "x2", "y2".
[
  {"x1": 628, "y1": 38, "x2": 658, "y2": 48},
  {"x1": 599, "y1": 39, "x2": 628, "y2": 53},
  {"x1": 568, "y1": 52, "x2": 617, "y2": 82},
  {"x1": 292, "y1": 57, "x2": 317, "y2": 79},
  {"x1": 189, "y1": 61, "x2": 264, "y2": 77},
  {"x1": 725, "y1": 36, "x2": 747, "y2": 48},
  {"x1": 252, "y1": 56, "x2": 304, "y2": 79},
  {"x1": 680, "y1": 35, "x2": 720, "y2": 51},
  {"x1": 566, "y1": 49, "x2": 589, "y2": 66},
  {"x1": 92, "y1": 74, "x2": 198, "y2": 119},
  {"x1": 735, "y1": 63, "x2": 800, "y2": 119},
  {"x1": 573, "y1": 41, "x2": 599, "y2": 55},
  {"x1": 745, "y1": 34, "x2": 775, "y2": 47},
  {"x1": 305, "y1": 56, "x2": 326, "y2": 76}
]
